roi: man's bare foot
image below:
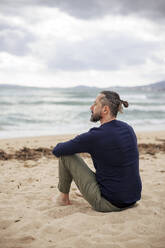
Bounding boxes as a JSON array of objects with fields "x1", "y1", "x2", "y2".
[{"x1": 53, "y1": 193, "x2": 71, "y2": 206}]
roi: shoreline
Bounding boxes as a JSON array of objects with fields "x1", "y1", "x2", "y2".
[
  {"x1": 0, "y1": 130, "x2": 165, "y2": 150},
  {"x1": 1, "y1": 129, "x2": 165, "y2": 141},
  {"x1": 1, "y1": 124, "x2": 165, "y2": 140}
]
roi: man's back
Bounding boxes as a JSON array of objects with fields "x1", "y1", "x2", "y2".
[{"x1": 88, "y1": 120, "x2": 142, "y2": 207}]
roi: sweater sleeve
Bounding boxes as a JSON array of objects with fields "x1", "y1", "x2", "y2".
[{"x1": 52, "y1": 130, "x2": 94, "y2": 157}]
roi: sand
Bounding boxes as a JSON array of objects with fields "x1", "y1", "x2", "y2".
[{"x1": 0, "y1": 131, "x2": 165, "y2": 248}]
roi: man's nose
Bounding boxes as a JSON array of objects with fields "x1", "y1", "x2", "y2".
[{"x1": 90, "y1": 105, "x2": 93, "y2": 111}]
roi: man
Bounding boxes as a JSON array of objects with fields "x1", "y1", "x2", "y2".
[{"x1": 52, "y1": 91, "x2": 142, "y2": 212}]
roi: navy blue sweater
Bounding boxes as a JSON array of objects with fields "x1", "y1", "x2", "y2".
[{"x1": 53, "y1": 120, "x2": 142, "y2": 208}]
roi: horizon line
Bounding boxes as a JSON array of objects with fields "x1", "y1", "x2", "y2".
[{"x1": 0, "y1": 80, "x2": 164, "y2": 89}]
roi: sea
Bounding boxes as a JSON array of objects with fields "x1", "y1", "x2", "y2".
[{"x1": 0, "y1": 85, "x2": 165, "y2": 139}]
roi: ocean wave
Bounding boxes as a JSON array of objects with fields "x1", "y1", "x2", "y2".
[
  {"x1": 0, "y1": 101, "x2": 13, "y2": 106},
  {"x1": 21, "y1": 100, "x2": 92, "y2": 106},
  {"x1": 122, "y1": 94, "x2": 147, "y2": 100},
  {"x1": 6, "y1": 116, "x2": 51, "y2": 124},
  {"x1": 130, "y1": 100, "x2": 165, "y2": 105},
  {"x1": 128, "y1": 105, "x2": 165, "y2": 112},
  {"x1": 0, "y1": 100, "x2": 93, "y2": 106}
]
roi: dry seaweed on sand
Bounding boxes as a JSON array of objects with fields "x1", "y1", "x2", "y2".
[{"x1": 0, "y1": 141, "x2": 165, "y2": 161}]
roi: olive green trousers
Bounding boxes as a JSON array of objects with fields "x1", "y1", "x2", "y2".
[{"x1": 58, "y1": 154, "x2": 121, "y2": 212}]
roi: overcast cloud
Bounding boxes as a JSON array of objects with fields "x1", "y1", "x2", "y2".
[{"x1": 0, "y1": 0, "x2": 165, "y2": 87}]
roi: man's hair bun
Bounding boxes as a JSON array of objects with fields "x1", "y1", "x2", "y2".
[{"x1": 121, "y1": 100, "x2": 129, "y2": 108}]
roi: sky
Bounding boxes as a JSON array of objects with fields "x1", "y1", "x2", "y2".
[{"x1": 0, "y1": 0, "x2": 165, "y2": 88}]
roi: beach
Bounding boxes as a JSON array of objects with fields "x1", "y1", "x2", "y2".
[{"x1": 0, "y1": 131, "x2": 165, "y2": 248}]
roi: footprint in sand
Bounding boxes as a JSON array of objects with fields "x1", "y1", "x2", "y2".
[{"x1": 18, "y1": 235, "x2": 35, "y2": 243}]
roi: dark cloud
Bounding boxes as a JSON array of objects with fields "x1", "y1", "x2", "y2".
[
  {"x1": 47, "y1": 0, "x2": 165, "y2": 21},
  {"x1": 48, "y1": 33, "x2": 158, "y2": 71},
  {"x1": 0, "y1": 0, "x2": 165, "y2": 21}
]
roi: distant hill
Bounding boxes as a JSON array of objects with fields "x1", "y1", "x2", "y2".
[
  {"x1": 104, "y1": 81, "x2": 165, "y2": 91},
  {"x1": 135, "y1": 81, "x2": 165, "y2": 91},
  {"x1": 0, "y1": 81, "x2": 165, "y2": 91}
]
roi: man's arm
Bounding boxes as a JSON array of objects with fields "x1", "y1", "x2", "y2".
[{"x1": 52, "y1": 131, "x2": 94, "y2": 157}]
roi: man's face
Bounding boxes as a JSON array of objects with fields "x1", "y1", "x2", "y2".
[{"x1": 90, "y1": 94, "x2": 104, "y2": 122}]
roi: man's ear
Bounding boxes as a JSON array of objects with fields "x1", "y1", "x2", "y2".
[{"x1": 103, "y1": 105, "x2": 109, "y2": 114}]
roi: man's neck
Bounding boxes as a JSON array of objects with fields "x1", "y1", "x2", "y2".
[{"x1": 100, "y1": 116, "x2": 116, "y2": 125}]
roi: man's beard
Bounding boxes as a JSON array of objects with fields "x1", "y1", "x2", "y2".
[{"x1": 90, "y1": 112, "x2": 102, "y2": 122}]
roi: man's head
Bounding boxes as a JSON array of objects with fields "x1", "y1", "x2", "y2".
[{"x1": 90, "y1": 91, "x2": 129, "y2": 123}]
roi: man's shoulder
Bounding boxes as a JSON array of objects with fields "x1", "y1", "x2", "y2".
[
  {"x1": 115, "y1": 120, "x2": 134, "y2": 130},
  {"x1": 89, "y1": 126, "x2": 103, "y2": 134},
  {"x1": 115, "y1": 120, "x2": 137, "y2": 139}
]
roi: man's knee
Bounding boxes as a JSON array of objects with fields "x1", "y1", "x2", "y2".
[
  {"x1": 59, "y1": 154, "x2": 80, "y2": 169},
  {"x1": 60, "y1": 154, "x2": 80, "y2": 163}
]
